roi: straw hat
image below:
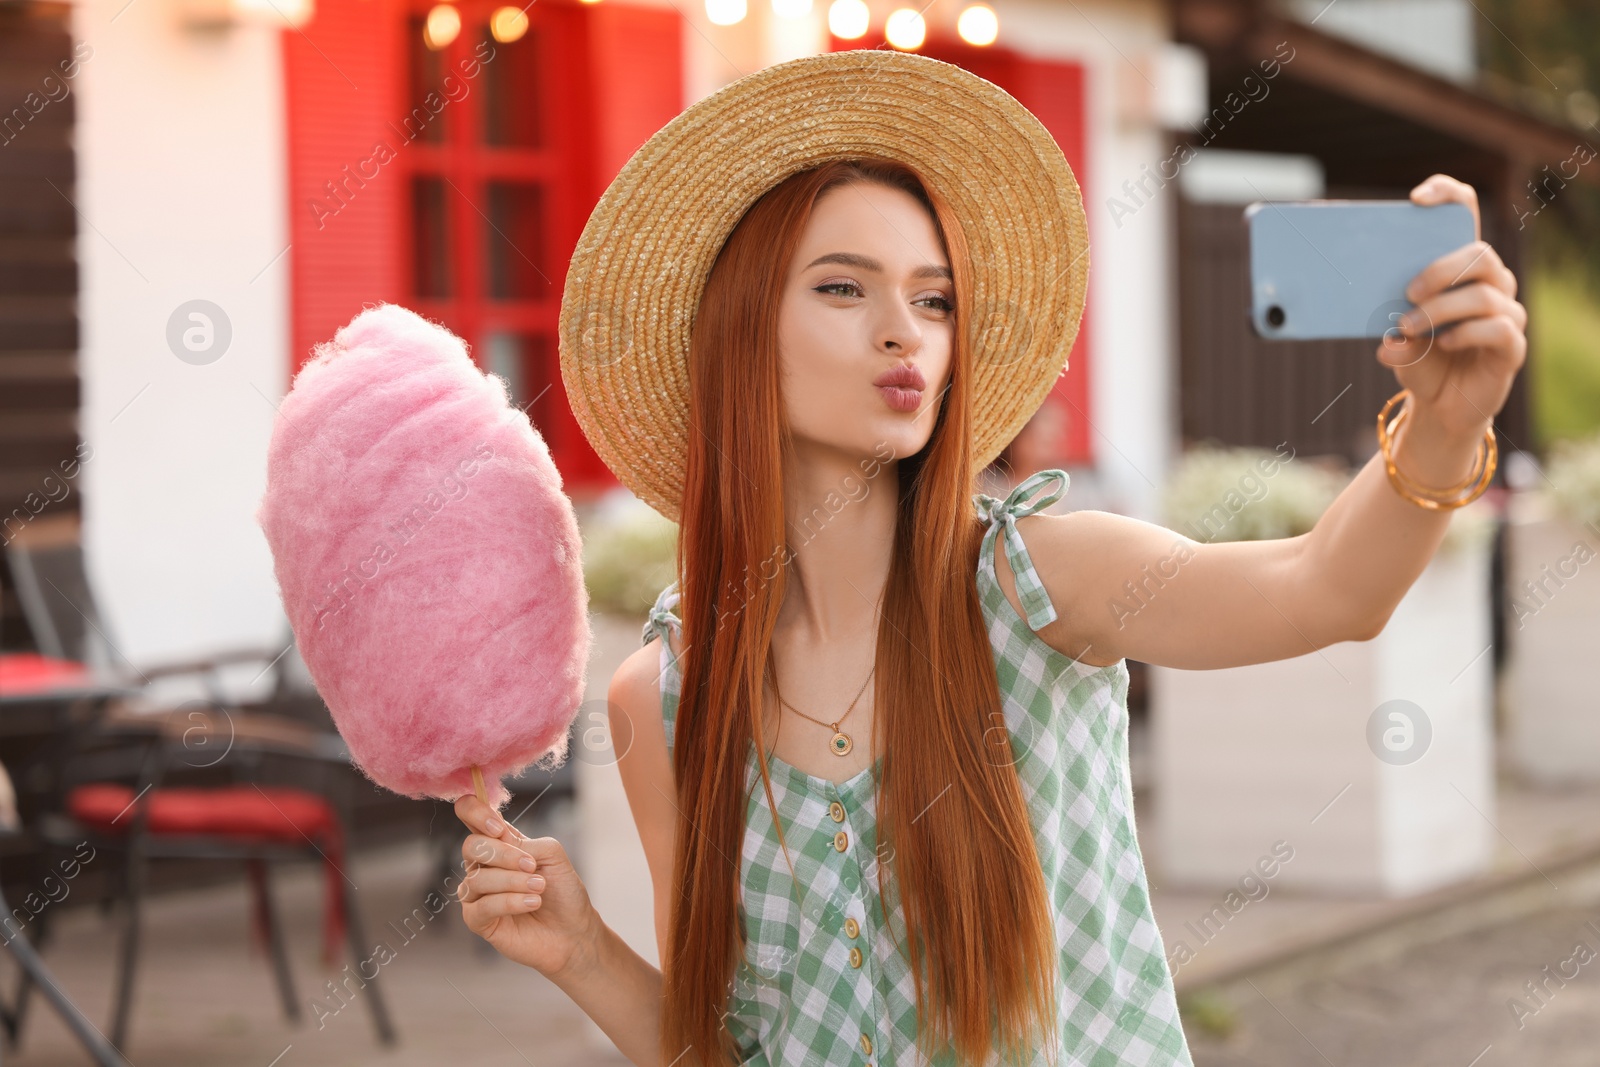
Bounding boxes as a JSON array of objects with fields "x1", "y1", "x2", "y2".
[{"x1": 557, "y1": 47, "x2": 1090, "y2": 525}]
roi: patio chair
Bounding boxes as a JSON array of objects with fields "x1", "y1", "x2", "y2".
[
  {"x1": 2, "y1": 514, "x2": 397, "y2": 1050},
  {"x1": 3, "y1": 511, "x2": 290, "y2": 709},
  {"x1": 0, "y1": 758, "x2": 133, "y2": 1067},
  {"x1": 26, "y1": 701, "x2": 398, "y2": 1051}
]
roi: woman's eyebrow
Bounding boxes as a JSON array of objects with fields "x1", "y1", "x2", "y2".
[{"x1": 804, "y1": 250, "x2": 952, "y2": 281}]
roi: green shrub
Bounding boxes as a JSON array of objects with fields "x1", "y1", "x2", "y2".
[
  {"x1": 1544, "y1": 431, "x2": 1600, "y2": 527},
  {"x1": 1529, "y1": 264, "x2": 1600, "y2": 448},
  {"x1": 580, "y1": 503, "x2": 679, "y2": 617},
  {"x1": 1161, "y1": 443, "x2": 1496, "y2": 556},
  {"x1": 1177, "y1": 987, "x2": 1237, "y2": 1039},
  {"x1": 1161, "y1": 444, "x2": 1344, "y2": 543}
]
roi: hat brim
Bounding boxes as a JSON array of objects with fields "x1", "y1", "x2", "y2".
[{"x1": 558, "y1": 48, "x2": 1090, "y2": 525}]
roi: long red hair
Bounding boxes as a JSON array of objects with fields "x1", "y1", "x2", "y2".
[{"x1": 662, "y1": 156, "x2": 1058, "y2": 1066}]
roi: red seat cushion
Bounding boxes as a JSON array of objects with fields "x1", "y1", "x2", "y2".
[
  {"x1": 0, "y1": 652, "x2": 91, "y2": 694},
  {"x1": 69, "y1": 782, "x2": 348, "y2": 963},
  {"x1": 69, "y1": 783, "x2": 334, "y2": 841}
]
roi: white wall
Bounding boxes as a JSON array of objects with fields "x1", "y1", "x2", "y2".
[
  {"x1": 72, "y1": 2, "x2": 291, "y2": 693},
  {"x1": 1002, "y1": 0, "x2": 1180, "y2": 521},
  {"x1": 1283, "y1": 0, "x2": 1477, "y2": 84}
]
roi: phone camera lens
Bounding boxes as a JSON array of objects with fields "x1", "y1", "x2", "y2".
[{"x1": 1265, "y1": 305, "x2": 1286, "y2": 329}]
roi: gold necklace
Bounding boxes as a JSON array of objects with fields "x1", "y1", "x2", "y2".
[{"x1": 776, "y1": 666, "x2": 875, "y2": 757}]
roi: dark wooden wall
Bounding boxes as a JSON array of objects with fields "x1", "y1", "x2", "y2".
[
  {"x1": 1175, "y1": 189, "x2": 1530, "y2": 465},
  {"x1": 1173, "y1": 76, "x2": 1534, "y2": 468},
  {"x1": 0, "y1": 0, "x2": 80, "y2": 653}
]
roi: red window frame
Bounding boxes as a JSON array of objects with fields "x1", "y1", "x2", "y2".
[{"x1": 398, "y1": 0, "x2": 597, "y2": 464}]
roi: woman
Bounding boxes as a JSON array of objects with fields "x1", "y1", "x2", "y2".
[{"x1": 451, "y1": 52, "x2": 1524, "y2": 1067}]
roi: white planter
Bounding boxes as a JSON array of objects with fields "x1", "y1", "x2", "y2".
[
  {"x1": 1503, "y1": 493, "x2": 1600, "y2": 784},
  {"x1": 1151, "y1": 539, "x2": 1496, "y2": 897}
]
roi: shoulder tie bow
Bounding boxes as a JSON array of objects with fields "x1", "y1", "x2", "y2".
[{"x1": 973, "y1": 469, "x2": 1069, "y2": 631}]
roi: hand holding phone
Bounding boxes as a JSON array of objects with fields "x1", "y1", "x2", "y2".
[
  {"x1": 1246, "y1": 198, "x2": 1475, "y2": 342},
  {"x1": 1250, "y1": 174, "x2": 1526, "y2": 446}
]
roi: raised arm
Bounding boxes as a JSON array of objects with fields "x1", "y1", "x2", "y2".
[{"x1": 1017, "y1": 174, "x2": 1526, "y2": 672}]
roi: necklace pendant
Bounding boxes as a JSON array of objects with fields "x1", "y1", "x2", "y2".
[{"x1": 830, "y1": 731, "x2": 853, "y2": 756}]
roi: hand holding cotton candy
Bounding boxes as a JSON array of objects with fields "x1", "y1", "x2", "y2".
[{"x1": 255, "y1": 303, "x2": 591, "y2": 811}]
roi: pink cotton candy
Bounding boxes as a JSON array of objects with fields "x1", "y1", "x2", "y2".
[{"x1": 255, "y1": 303, "x2": 590, "y2": 811}]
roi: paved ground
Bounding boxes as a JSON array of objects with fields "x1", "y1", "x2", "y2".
[
  {"x1": 7, "y1": 602, "x2": 1597, "y2": 1065},
  {"x1": 11, "y1": 791, "x2": 1600, "y2": 1066},
  {"x1": 5, "y1": 794, "x2": 632, "y2": 1067},
  {"x1": 1185, "y1": 900, "x2": 1600, "y2": 1066}
]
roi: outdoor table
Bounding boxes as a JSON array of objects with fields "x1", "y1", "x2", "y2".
[{"x1": 0, "y1": 652, "x2": 140, "y2": 1067}]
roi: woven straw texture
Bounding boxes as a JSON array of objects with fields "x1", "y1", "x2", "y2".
[{"x1": 559, "y1": 48, "x2": 1090, "y2": 524}]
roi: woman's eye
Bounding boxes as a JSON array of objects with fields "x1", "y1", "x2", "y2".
[
  {"x1": 816, "y1": 282, "x2": 861, "y2": 297},
  {"x1": 816, "y1": 282, "x2": 953, "y2": 313}
]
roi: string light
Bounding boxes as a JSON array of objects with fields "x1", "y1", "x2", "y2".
[
  {"x1": 884, "y1": 7, "x2": 924, "y2": 49},
  {"x1": 489, "y1": 6, "x2": 529, "y2": 42},
  {"x1": 957, "y1": 3, "x2": 997, "y2": 45},
  {"x1": 423, "y1": 3, "x2": 460, "y2": 49},
  {"x1": 706, "y1": 0, "x2": 747, "y2": 25},
  {"x1": 827, "y1": 0, "x2": 869, "y2": 38}
]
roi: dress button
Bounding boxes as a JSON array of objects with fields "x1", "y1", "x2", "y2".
[
  {"x1": 834, "y1": 829, "x2": 849, "y2": 852},
  {"x1": 860, "y1": 1033, "x2": 874, "y2": 1055},
  {"x1": 830, "y1": 801, "x2": 846, "y2": 822},
  {"x1": 844, "y1": 917, "x2": 859, "y2": 938},
  {"x1": 849, "y1": 946, "x2": 863, "y2": 968}
]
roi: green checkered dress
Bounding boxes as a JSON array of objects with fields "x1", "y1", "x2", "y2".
[{"x1": 641, "y1": 469, "x2": 1194, "y2": 1066}]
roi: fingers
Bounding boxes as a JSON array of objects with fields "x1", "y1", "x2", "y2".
[
  {"x1": 1398, "y1": 279, "x2": 1526, "y2": 340},
  {"x1": 454, "y1": 792, "x2": 539, "y2": 858},
  {"x1": 461, "y1": 832, "x2": 537, "y2": 874},
  {"x1": 1377, "y1": 329, "x2": 1441, "y2": 377},
  {"x1": 454, "y1": 793, "x2": 510, "y2": 838},
  {"x1": 458, "y1": 860, "x2": 547, "y2": 905},
  {"x1": 1405, "y1": 240, "x2": 1512, "y2": 307},
  {"x1": 1410, "y1": 173, "x2": 1480, "y2": 239},
  {"x1": 461, "y1": 886, "x2": 544, "y2": 926},
  {"x1": 1430, "y1": 314, "x2": 1527, "y2": 362}
]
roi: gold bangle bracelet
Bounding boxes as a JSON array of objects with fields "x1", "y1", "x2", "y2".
[
  {"x1": 1377, "y1": 390, "x2": 1485, "y2": 494},
  {"x1": 1385, "y1": 432, "x2": 1496, "y2": 510},
  {"x1": 1380, "y1": 413, "x2": 1497, "y2": 509},
  {"x1": 1376, "y1": 389, "x2": 1498, "y2": 510},
  {"x1": 1381, "y1": 404, "x2": 1485, "y2": 495},
  {"x1": 1377, "y1": 391, "x2": 1497, "y2": 509},
  {"x1": 1383, "y1": 405, "x2": 1493, "y2": 501}
]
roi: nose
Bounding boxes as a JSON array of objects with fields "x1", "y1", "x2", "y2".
[{"x1": 874, "y1": 299, "x2": 923, "y2": 354}]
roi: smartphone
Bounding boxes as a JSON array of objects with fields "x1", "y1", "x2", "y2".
[{"x1": 1245, "y1": 199, "x2": 1476, "y2": 341}]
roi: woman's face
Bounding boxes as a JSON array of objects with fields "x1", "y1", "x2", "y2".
[{"x1": 777, "y1": 180, "x2": 955, "y2": 470}]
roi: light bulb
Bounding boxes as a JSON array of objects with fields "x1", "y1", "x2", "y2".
[
  {"x1": 885, "y1": 7, "x2": 924, "y2": 49},
  {"x1": 423, "y1": 3, "x2": 460, "y2": 50},
  {"x1": 957, "y1": 3, "x2": 997, "y2": 46},
  {"x1": 490, "y1": 5, "x2": 529, "y2": 42},
  {"x1": 827, "y1": 0, "x2": 868, "y2": 38},
  {"x1": 706, "y1": 0, "x2": 747, "y2": 26}
]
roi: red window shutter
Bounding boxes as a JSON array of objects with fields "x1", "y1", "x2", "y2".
[
  {"x1": 561, "y1": 3, "x2": 685, "y2": 495},
  {"x1": 283, "y1": 0, "x2": 407, "y2": 380},
  {"x1": 1006, "y1": 54, "x2": 1093, "y2": 467},
  {"x1": 584, "y1": 4, "x2": 684, "y2": 197}
]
